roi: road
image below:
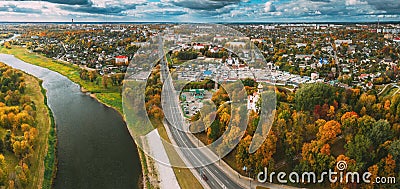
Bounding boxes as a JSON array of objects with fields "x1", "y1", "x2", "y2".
[{"x1": 157, "y1": 36, "x2": 244, "y2": 189}]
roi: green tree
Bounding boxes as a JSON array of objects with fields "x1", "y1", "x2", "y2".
[
  {"x1": 369, "y1": 120, "x2": 392, "y2": 146},
  {"x1": 294, "y1": 83, "x2": 336, "y2": 111},
  {"x1": 345, "y1": 134, "x2": 372, "y2": 171}
]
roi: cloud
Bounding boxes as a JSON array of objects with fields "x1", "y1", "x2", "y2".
[
  {"x1": 168, "y1": 0, "x2": 242, "y2": 10},
  {"x1": 264, "y1": 1, "x2": 275, "y2": 12},
  {"x1": 366, "y1": 0, "x2": 400, "y2": 14},
  {"x1": 55, "y1": 0, "x2": 147, "y2": 16},
  {"x1": 0, "y1": 4, "x2": 41, "y2": 14},
  {"x1": 345, "y1": 0, "x2": 366, "y2": 6},
  {"x1": 59, "y1": 4, "x2": 139, "y2": 16},
  {"x1": 13, "y1": 0, "x2": 92, "y2": 6}
]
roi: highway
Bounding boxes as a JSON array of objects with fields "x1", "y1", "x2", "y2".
[{"x1": 157, "y1": 36, "x2": 244, "y2": 189}]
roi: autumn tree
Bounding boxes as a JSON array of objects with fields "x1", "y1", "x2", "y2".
[{"x1": 317, "y1": 120, "x2": 341, "y2": 144}]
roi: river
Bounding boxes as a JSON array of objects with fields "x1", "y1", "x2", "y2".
[{"x1": 0, "y1": 54, "x2": 141, "y2": 189}]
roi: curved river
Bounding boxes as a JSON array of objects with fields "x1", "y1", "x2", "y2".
[{"x1": 0, "y1": 54, "x2": 141, "y2": 189}]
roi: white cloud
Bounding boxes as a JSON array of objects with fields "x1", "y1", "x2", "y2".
[
  {"x1": 345, "y1": 0, "x2": 366, "y2": 6},
  {"x1": 264, "y1": 1, "x2": 275, "y2": 12}
]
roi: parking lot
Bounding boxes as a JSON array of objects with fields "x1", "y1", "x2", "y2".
[{"x1": 180, "y1": 89, "x2": 212, "y2": 117}]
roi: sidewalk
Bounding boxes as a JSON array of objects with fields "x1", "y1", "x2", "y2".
[{"x1": 146, "y1": 130, "x2": 181, "y2": 189}]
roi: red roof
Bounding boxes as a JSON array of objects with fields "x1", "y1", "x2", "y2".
[{"x1": 116, "y1": 55, "x2": 128, "y2": 58}]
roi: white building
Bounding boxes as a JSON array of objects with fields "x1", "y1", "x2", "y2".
[
  {"x1": 115, "y1": 55, "x2": 128, "y2": 65},
  {"x1": 311, "y1": 73, "x2": 319, "y2": 80},
  {"x1": 334, "y1": 39, "x2": 353, "y2": 46},
  {"x1": 247, "y1": 83, "x2": 263, "y2": 112}
]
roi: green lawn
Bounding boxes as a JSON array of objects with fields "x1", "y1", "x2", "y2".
[{"x1": 95, "y1": 93, "x2": 123, "y2": 113}]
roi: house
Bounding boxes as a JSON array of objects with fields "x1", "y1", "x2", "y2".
[
  {"x1": 247, "y1": 83, "x2": 263, "y2": 111},
  {"x1": 311, "y1": 73, "x2": 319, "y2": 80},
  {"x1": 115, "y1": 55, "x2": 128, "y2": 65},
  {"x1": 334, "y1": 39, "x2": 352, "y2": 47},
  {"x1": 296, "y1": 43, "x2": 307, "y2": 48},
  {"x1": 210, "y1": 47, "x2": 219, "y2": 53},
  {"x1": 295, "y1": 55, "x2": 312, "y2": 61},
  {"x1": 366, "y1": 82, "x2": 374, "y2": 89},
  {"x1": 227, "y1": 42, "x2": 246, "y2": 48},
  {"x1": 193, "y1": 44, "x2": 205, "y2": 50}
]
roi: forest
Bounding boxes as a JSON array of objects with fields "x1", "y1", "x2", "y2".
[
  {"x1": 191, "y1": 81, "x2": 400, "y2": 188},
  {"x1": 0, "y1": 63, "x2": 50, "y2": 188}
]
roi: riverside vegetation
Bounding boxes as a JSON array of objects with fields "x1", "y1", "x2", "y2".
[{"x1": 0, "y1": 62, "x2": 55, "y2": 188}]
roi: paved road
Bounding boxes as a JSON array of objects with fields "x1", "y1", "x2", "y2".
[{"x1": 157, "y1": 36, "x2": 244, "y2": 189}]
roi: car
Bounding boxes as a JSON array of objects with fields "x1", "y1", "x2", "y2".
[{"x1": 201, "y1": 173, "x2": 208, "y2": 181}]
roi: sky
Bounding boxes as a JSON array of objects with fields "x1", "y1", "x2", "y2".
[{"x1": 0, "y1": 0, "x2": 399, "y2": 22}]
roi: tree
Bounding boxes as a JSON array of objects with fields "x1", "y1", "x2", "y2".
[
  {"x1": 241, "y1": 78, "x2": 256, "y2": 87},
  {"x1": 4, "y1": 130, "x2": 12, "y2": 151},
  {"x1": 294, "y1": 83, "x2": 336, "y2": 111},
  {"x1": 388, "y1": 140, "x2": 400, "y2": 162},
  {"x1": 341, "y1": 111, "x2": 358, "y2": 141},
  {"x1": 369, "y1": 120, "x2": 392, "y2": 146},
  {"x1": 102, "y1": 75, "x2": 109, "y2": 88},
  {"x1": 88, "y1": 70, "x2": 97, "y2": 82},
  {"x1": 357, "y1": 115, "x2": 376, "y2": 137},
  {"x1": 206, "y1": 121, "x2": 221, "y2": 143},
  {"x1": 236, "y1": 135, "x2": 252, "y2": 169},
  {"x1": 381, "y1": 154, "x2": 396, "y2": 177},
  {"x1": 3, "y1": 41, "x2": 11, "y2": 49},
  {"x1": 345, "y1": 134, "x2": 372, "y2": 171},
  {"x1": 317, "y1": 120, "x2": 341, "y2": 144}
]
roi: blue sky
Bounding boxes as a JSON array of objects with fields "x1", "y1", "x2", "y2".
[{"x1": 0, "y1": 0, "x2": 399, "y2": 22}]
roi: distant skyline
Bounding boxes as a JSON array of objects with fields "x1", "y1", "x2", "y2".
[{"x1": 0, "y1": 0, "x2": 399, "y2": 23}]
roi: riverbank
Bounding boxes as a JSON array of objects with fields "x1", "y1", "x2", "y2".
[
  {"x1": 0, "y1": 46, "x2": 149, "y2": 188},
  {"x1": 40, "y1": 80, "x2": 57, "y2": 189},
  {"x1": 0, "y1": 63, "x2": 55, "y2": 188},
  {"x1": 24, "y1": 72, "x2": 55, "y2": 189}
]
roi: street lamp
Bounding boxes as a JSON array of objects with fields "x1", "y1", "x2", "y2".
[{"x1": 243, "y1": 166, "x2": 253, "y2": 188}]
